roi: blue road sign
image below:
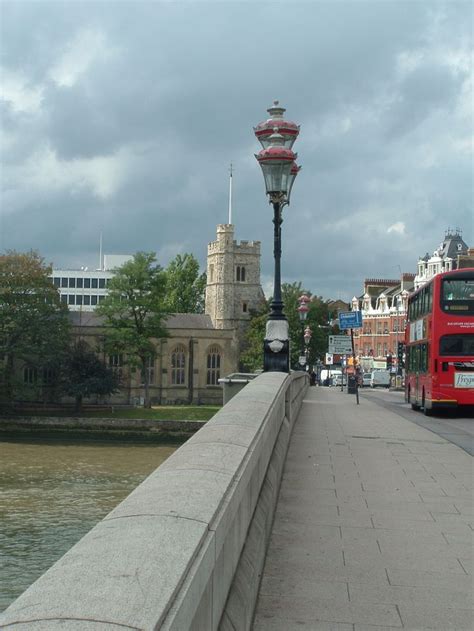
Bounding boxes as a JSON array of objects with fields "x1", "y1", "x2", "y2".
[{"x1": 338, "y1": 311, "x2": 363, "y2": 329}]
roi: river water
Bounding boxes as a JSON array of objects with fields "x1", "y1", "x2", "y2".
[{"x1": 0, "y1": 435, "x2": 179, "y2": 612}]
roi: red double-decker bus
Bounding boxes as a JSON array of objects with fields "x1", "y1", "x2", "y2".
[{"x1": 405, "y1": 268, "x2": 474, "y2": 415}]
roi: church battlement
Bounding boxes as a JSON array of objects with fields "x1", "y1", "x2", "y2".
[
  {"x1": 207, "y1": 226, "x2": 261, "y2": 255},
  {"x1": 205, "y1": 223, "x2": 265, "y2": 331}
]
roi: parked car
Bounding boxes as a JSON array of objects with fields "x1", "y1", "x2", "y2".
[
  {"x1": 370, "y1": 370, "x2": 391, "y2": 388},
  {"x1": 361, "y1": 373, "x2": 372, "y2": 388},
  {"x1": 333, "y1": 373, "x2": 346, "y2": 387}
]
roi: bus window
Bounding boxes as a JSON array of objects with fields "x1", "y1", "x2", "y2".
[
  {"x1": 421, "y1": 343, "x2": 428, "y2": 372},
  {"x1": 440, "y1": 334, "x2": 474, "y2": 356},
  {"x1": 441, "y1": 278, "x2": 474, "y2": 314}
]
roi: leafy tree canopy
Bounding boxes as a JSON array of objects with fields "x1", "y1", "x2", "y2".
[
  {"x1": 164, "y1": 253, "x2": 206, "y2": 314},
  {"x1": 241, "y1": 281, "x2": 339, "y2": 372},
  {"x1": 60, "y1": 340, "x2": 119, "y2": 412},
  {"x1": 239, "y1": 302, "x2": 269, "y2": 372},
  {"x1": 96, "y1": 252, "x2": 169, "y2": 407},
  {"x1": 0, "y1": 250, "x2": 70, "y2": 401}
]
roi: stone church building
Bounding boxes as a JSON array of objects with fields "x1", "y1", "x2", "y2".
[{"x1": 65, "y1": 223, "x2": 265, "y2": 406}]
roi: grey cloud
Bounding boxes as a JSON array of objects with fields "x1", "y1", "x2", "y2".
[{"x1": 1, "y1": 1, "x2": 472, "y2": 301}]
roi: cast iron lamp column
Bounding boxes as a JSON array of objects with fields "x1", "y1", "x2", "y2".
[
  {"x1": 254, "y1": 101, "x2": 301, "y2": 372},
  {"x1": 297, "y1": 293, "x2": 310, "y2": 370},
  {"x1": 304, "y1": 325, "x2": 312, "y2": 370}
]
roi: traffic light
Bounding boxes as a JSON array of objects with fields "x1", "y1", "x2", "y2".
[
  {"x1": 397, "y1": 342, "x2": 405, "y2": 368},
  {"x1": 386, "y1": 354, "x2": 393, "y2": 370}
]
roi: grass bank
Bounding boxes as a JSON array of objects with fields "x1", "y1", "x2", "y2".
[{"x1": 2, "y1": 406, "x2": 220, "y2": 422}]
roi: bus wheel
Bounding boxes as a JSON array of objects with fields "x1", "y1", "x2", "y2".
[
  {"x1": 422, "y1": 391, "x2": 432, "y2": 416},
  {"x1": 408, "y1": 388, "x2": 419, "y2": 411}
]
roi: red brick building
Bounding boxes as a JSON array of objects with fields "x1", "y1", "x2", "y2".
[{"x1": 351, "y1": 274, "x2": 415, "y2": 370}]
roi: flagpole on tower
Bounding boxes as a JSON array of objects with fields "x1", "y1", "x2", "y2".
[{"x1": 228, "y1": 162, "x2": 233, "y2": 225}]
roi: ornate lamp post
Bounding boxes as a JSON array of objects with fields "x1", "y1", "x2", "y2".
[
  {"x1": 297, "y1": 293, "x2": 310, "y2": 369},
  {"x1": 254, "y1": 101, "x2": 301, "y2": 372},
  {"x1": 304, "y1": 325, "x2": 312, "y2": 370}
]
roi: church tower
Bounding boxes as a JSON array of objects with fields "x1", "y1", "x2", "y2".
[{"x1": 205, "y1": 223, "x2": 265, "y2": 331}]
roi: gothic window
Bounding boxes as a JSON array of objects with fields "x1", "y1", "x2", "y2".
[
  {"x1": 206, "y1": 345, "x2": 221, "y2": 385},
  {"x1": 23, "y1": 366, "x2": 37, "y2": 385},
  {"x1": 141, "y1": 357, "x2": 155, "y2": 385},
  {"x1": 242, "y1": 302, "x2": 248, "y2": 313},
  {"x1": 42, "y1": 367, "x2": 55, "y2": 385},
  {"x1": 171, "y1": 345, "x2": 186, "y2": 385},
  {"x1": 236, "y1": 266, "x2": 246, "y2": 282},
  {"x1": 209, "y1": 264, "x2": 214, "y2": 282},
  {"x1": 109, "y1": 354, "x2": 124, "y2": 380}
]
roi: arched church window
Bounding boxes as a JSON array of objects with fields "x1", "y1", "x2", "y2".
[
  {"x1": 171, "y1": 345, "x2": 186, "y2": 385},
  {"x1": 206, "y1": 345, "x2": 221, "y2": 385},
  {"x1": 23, "y1": 366, "x2": 37, "y2": 385},
  {"x1": 236, "y1": 266, "x2": 246, "y2": 282}
]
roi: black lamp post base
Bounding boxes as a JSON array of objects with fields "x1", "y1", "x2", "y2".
[{"x1": 263, "y1": 339, "x2": 290, "y2": 372}]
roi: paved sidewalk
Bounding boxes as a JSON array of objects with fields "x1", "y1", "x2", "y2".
[{"x1": 252, "y1": 386, "x2": 473, "y2": 630}]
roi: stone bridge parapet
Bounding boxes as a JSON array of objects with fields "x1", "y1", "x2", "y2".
[{"x1": 0, "y1": 371, "x2": 308, "y2": 630}]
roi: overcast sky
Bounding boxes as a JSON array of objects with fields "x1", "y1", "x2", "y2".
[{"x1": 1, "y1": 0, "x2": 472, "y2": 301}]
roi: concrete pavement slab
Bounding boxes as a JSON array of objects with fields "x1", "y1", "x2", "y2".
[
  {"x1": 255, "y1": 594, "x2": 402, "y2": 627},
  {"x1": 348, "y1": 582, "x2": 473, "y2": 609},
  {"x1": 397, "y1": 604, "x2": 473, "y2": 630},
  {"x1": 253, "y1": 615, "x2": 354, "y2": 631},
  {"x1": 386, "y1": 567, "x2": 473, "y2": 589},
  {"x1": 252, "y1": 386, "x2": 473, "y2": 630}
]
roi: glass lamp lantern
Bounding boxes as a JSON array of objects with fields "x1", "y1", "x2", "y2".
[
  {"x1": 255, "y1": 129, "x2": 296, "y2": 197},
  {"x1": 287, "y1": 162, "x2": 301, "y2": 205},
  {"x1": 298, "y1": 293, "x2": 310, "y2": 322},
  {"x1": 254, "y1": 100, "x2": 300, "y2": 149}
]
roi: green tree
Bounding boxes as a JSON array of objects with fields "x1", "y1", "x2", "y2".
[
  {"x1": 97, "y1": 252, "x2": 169, "y2": 408},
  {"x1": 0, "y1": 250, "x2": 70, "y2": 404},
  {"x1": 281, "y1": 282, "x2": 309, "y2": 369},
  {"x1": 164, "y1": 253, "x2": 206, "y2": 313},
  {"x1": 240, "y1": 283, "x2": 337, "y2": 372},
  {"x1": 239, "y1": 302, "x2": 269, "y2": 372},
  {"x1": 60, "y1": 340, "x2": 119, "y2": 413}
]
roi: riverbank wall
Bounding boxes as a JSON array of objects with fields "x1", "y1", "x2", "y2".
[{"x1": 0, "y1": 417, "x2": 205, "y2": 442}]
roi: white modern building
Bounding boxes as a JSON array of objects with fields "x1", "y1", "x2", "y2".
[{"x1": 51, "y1": 254, "x2": 132, "y2": 311}]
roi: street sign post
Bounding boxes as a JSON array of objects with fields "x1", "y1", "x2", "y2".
[
  {"x1": 338, "y1": 311, "x2": 363, "y2": 329},
  {"x1": 337, "y1": 311, "x2": 362, "y2": 405},
  {"x1": 328, "y1": 335, "x2": 353, "y2": 354}
]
